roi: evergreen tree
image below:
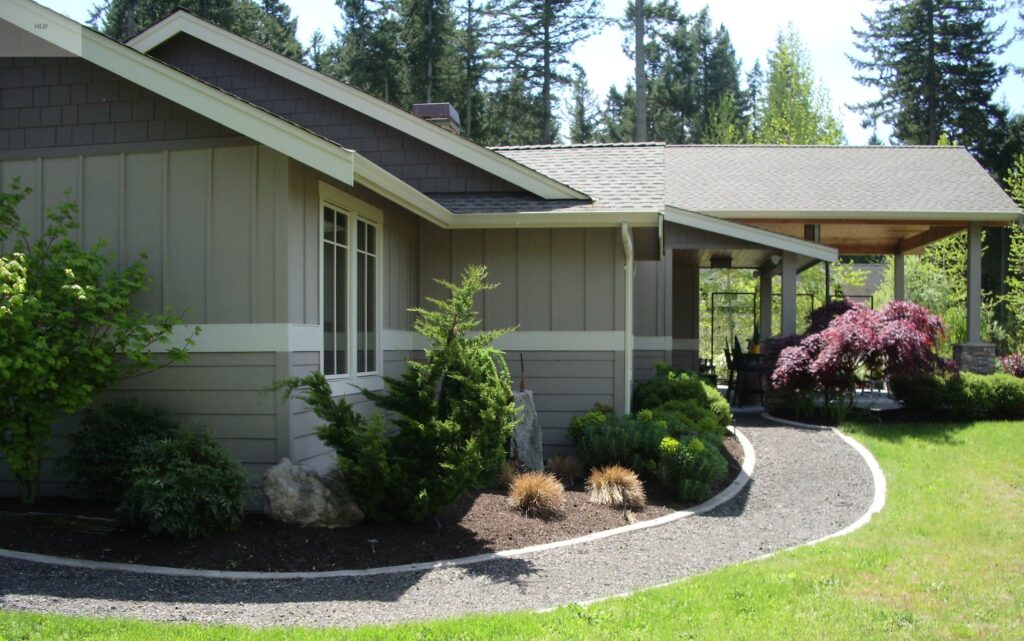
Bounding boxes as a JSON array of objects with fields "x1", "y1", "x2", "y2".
[
  {"x1": 702, "y1": 92, "x2": 741, "y2": 143},
  {"x1": 633, "y1": 0, "x2": 647, "y2": 141},
  {"x1": 1001, "y1": 153, "x2": 1024, "y2": 350},
  {"x1": 235, "y1": 0, "x2": 304, "y2": 60},
  {"x1": 490, "y1": 0, "x2": 606, "y2": 144},
  {"x1": 621, "y1": 0, "x2": 681, "y2": 142},
  {"x1": 333, "y1": 0, "x2": 407, "y2": 105},
  {"x1": 597, "y1": 83, "x2": 636, "y2": 143},
  {"x1": 849, "y1": 0, "x2": 1007, "y2": 151},
  {"x1": 402, "y1": 0, "x2": 458, "y2": 104},
  {"x1": 743, "y1": 60, "x2": 764, "y2": 139},
  {"x1": 451, "y1": 0, "x2": 492, "y2": 139},
  {"x1": 568, "y1": 65, "x2": 600, "y2": 143},
  {"x1": 756, "y1": 27, "x2": 843, "y2": 145},
  {"x1": 475, "y1": 76, "x2": 547, "y2": 146},
  {"x1": 306, "y1": 29, "x2": 329, "y2": 71}
]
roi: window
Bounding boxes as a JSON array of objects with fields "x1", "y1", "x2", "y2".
[{"x1": 320, "y1": 189, "x2": 381, "y2": 379}]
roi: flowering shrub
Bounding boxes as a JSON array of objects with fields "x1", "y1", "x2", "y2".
[
  {"x1": 771, "y1": 300, "x2": 948, "y2": 421},
  {"x1": 999, "y1": 354, "x2": 1024, "y2": 378}
]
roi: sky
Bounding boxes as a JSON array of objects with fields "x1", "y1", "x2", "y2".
[{"x1": 37, "y1": 0, "x2": 1024, "y2": 144}]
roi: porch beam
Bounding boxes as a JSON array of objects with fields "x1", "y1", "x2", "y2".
[
  {"x1": 897, "y1": 225, "x2": 964, "y2": 254},
  {"x1": 966, "y1": 222, "x2": 983, "y2": 343},
  {"x1": 781, "y1": 251, "x2": 798, "y2": 336}
]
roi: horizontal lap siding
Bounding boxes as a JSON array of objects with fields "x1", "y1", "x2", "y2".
[{"x1": 0, "y1": 353, "x2": 280, "y2": 497}]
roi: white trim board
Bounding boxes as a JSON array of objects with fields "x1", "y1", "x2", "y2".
[
  {"x1": 1, "y1": 0, "x2": 356, "y2": 189},
  {"x1": 384, "y1": 330, "x2": 626, "y2": 352},
  {"x1": 127, "y1": 10, "x2": 587, "y2": 201}
]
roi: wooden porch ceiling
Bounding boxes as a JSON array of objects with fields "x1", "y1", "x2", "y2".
[{"x1": 734, "y1": 219, "x2": 967, "y2": 255}]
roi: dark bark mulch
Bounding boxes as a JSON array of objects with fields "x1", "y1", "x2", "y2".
[{"x1": 0, "y1": 436, "x2": 743, "y2": 573}]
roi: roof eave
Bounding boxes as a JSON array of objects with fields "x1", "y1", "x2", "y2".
[
  {"x1": 127, "y1": 11, "x2": 590, "y2": 201},
  {"x1": 706, "y1": 209, "x2": 1022, "y2": 223}
]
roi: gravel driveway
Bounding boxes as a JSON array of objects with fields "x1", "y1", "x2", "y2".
[{"x1": 0, "y1": 415, "x2": 877, "y2": 629}]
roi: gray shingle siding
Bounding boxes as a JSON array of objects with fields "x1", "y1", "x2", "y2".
[
  {"x1": 150, "y1": 33, "x2": 523, "y2": 195},
  {"x1": 0, "y1": 56, "x2": 236, "y2": 153}
]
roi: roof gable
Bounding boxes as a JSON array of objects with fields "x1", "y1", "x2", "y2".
[{"x1": 128, "y1": 10, "x2": 587, "y2": 201}]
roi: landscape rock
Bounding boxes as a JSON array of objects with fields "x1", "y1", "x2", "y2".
[
  {"x1": 512, "y1": 390, "x2": 543, "y2": 471},
  {"x1": 261, "y1": 459, "x2": 364, "y2": 528}
]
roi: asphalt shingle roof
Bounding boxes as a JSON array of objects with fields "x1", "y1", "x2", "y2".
[{"x1": 439, "y1": 143, "x2": 1020, "y2": 218}]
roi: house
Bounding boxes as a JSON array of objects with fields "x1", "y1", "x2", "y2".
[{"x1": 1, "y1": 0, "x2": 1019, "y2": 497}]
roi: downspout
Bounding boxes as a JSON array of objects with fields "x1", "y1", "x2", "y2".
[{"x1": 622, "y1": 223, "x2": 634, "y2": 413}]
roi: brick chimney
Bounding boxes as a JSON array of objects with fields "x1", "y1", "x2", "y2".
[{"x1": 411, "y1": 103, "x2": 461, "y2": 135}]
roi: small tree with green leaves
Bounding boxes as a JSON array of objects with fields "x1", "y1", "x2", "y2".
[
  {"x1": 279, "y1": 265, "x2": 518, "y2": 522},
  {"x1": 0, "y1": 181, "x2": 193, "y2": 504}
]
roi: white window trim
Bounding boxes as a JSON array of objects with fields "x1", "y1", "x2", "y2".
[{"x1": 319, "y1": 181, "x2": 384, "y2": 395}]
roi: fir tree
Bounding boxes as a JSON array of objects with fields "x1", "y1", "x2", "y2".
[
  {"x1": 333, "y1": 0, "x2": 407, "y2": 105},
  {"x1": 489, "y1": 0, "x2": 606, "y2": 144},
  {"x1": 452, "y1": 0, "x2": 492, "y2": 139},
  {"x1": 597, "y1": 83, "x2": 636, "y2": 143},
  {"x1": 402, "y1": 0, "x2": 457, "y2": 104},
  {"x1": 568, "y1": 65, "x2": 600, "y2": 143},
  {"x1": 849, "y1": 0, "x2": 1007, "y2": 151}
]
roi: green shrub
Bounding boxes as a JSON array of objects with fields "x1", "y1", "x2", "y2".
[
  {"x1": 656, "y1": 435, "x2": 728, "y2": 502},
  {"x1": 116, "y1": 426, "x2": 248, "y2": 540},
  {"x1": 649, "y1": 399, "x2": 725, "y2": 443},
  {"x1": 568, "y1": 403, "x2": 615, "y2": 442},
  {"x1": 277, "y1": 266, "x2": 517, "y2": 523},
  {"x1": 59, "y1": 399, "x2": 179, "y2": 502},
  {"x1": 890, "y1": 372, "x2": 1024, "y2": 420},
  {"x1": 633, "y1": 363, "x2": 732, "y2": 429},
  {"x1": 572, "y1": 409, "x2": 669, "y2": 476}
]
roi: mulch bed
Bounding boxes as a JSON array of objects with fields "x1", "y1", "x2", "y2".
[{"x1": 0, "y1": 436, "x2": 743, "y2": 573}]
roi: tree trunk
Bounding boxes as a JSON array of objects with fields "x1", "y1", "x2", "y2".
[
  {"x1": 541, "y1": 17, "x2": 553, "y2": 144},
  {"x1": 634, "y1": 0, "x2": 647, "y2": 142},
  {"x1": 925, "y1": 1, "x2": 938, "y2": 144},
  {"x1": 426, "y1": 8, "x2": 434, "y2": 103}
]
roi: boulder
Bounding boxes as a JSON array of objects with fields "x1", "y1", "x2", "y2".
[
  {"x1": 512, "y1": 390, "x2": 544, "y2": 471},
  {"x1": 261, "y1": 459, "x2": 364, "y2": 528}
]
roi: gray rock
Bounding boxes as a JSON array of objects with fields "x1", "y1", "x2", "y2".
[
  {"x1": 261, "y1": 459, "x2": 364, "y2": 528},
  {"x1": 511, "y1": 390, "x2": 543, "y2": 471}
]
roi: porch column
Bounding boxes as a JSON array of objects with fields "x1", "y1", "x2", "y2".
[
  {"x1": 759, "y1": 268, "x2": 773, "y2": 340},
  {"x1": 781, "y1": 251, "x2": 798, "y2": 336},
  {"x1": 671, "y1": 250, "x2": 700, "y2": 371},
  {"x1": 954, "y1": 222, "x2": 995, "y2": 373},
  {"x1": 893, "y1": 253, "x2": 906, "y2": 301}
]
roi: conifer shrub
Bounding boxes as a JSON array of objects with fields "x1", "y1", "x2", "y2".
[
  {"x1": 570, "y1": 409, "x2": 668, "y2": 476},
  {"x1": 507, "y1": 471, "x2": 565, "y2": 518},
  {"x1": 277, "y1": 266, "x2": 518, "y2": 523},
  {"x1": 586, "y1": 465, "x2": 646, "y2": 509},
  {"x1": 633, "y1": 363, "x2": 732, "y2": 429},
  {"x1": 656, "y1": 435, "x2": 728, "y2": 502}
]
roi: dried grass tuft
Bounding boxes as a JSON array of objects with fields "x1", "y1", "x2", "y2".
[
  {"x1": 586, "y1": 465, "x2": 647, "y2": 509},
  {"x1": 497, "y1": 459, "x2": 520, "y2": 490},
  {"x1": 545, "y1": 455, "x2": 584, "y2": 487},
  {"x1": 507, "y1": 471, "x2": 566, "y2": 518}
]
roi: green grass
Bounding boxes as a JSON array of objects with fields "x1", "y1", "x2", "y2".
[{"x1": 2, "y1": 420, "x2": 1022, "y2": 640}]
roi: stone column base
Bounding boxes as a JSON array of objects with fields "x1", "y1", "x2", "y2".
[{"x1": 953, "y1": 343, "x2": 996, "y2": 374}]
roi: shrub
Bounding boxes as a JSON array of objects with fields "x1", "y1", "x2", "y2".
[
  {"x1": 649, "y1": 399, "x2": 726, "y2": 443},
  {"x1": 497, "y1": 459, "x2": 519, "y2": 490},
  {"x1": 59, "y1": 399, "x2": 179, "y2": 502},
  {"x1": 277, "y1": 266, "x2": 517, "y2": 523},
  {"x1": 571, "y1": 409, "x2": 668, "y2": 476},
  {"x1": 116, "y1": 426, "x2": 248, "y2": 540},
  {"x1": 507, "y1": 471, "x2": 565, "y2": 518},
  {"x1": 0, "y1": 182, "x2": 193, "y2": 504},
  {"x1": 586, "y1": 465, "x2": 646, "y2": 509},
  {"x1": 806, "y1": 298, "x2": 858, "y2": 334},
  {"x1": 657, "y1": 435, "x2": 728, "y2": 502},
  {"x1": 633, "y1": 363, "x2": 732, "y2": 429},
  {"x1": 999, "y1": 354, "x2": 1024, "y2": 377},
  {"x1": 890, "y1": 372, "x2": 1024, "y2": 420},
  {"x1": 545, "y1": 455, "x2": 584, "y2": 487},
  {"x1": 568, "y1": 404, "x2": 614, "y2": 442}
]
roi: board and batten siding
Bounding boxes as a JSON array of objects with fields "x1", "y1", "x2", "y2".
[{"x1": 0, "y1": 143, "x2": 301, "y2": 497}]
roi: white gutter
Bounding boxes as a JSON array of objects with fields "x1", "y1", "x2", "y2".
[{"x1": 621, "y1": 223, "x2": 634, "y2": 413}]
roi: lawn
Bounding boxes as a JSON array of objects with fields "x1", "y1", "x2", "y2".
[{"x1": 1, "y1": 419, "x2": 1021, "y2": 640}]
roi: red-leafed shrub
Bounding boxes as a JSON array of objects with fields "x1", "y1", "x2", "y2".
[
  {"x1": 999, "y1": 353, "x2": 1024, "y2": 378},
  {"x1": 806, "y1": 298, "x2": 859, "y2": 334},
  {"x1": 770, "y1": 300, "x2": 948, "y2": 421}
]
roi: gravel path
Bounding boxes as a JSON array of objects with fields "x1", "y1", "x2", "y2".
[{"x1": 0, "y1": 416, "x2": 877, "y2": 629}]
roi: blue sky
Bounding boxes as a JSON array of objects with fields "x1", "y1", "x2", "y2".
[{"x1": 37, "y1": 0, "x2": 1024, "y2": 144}]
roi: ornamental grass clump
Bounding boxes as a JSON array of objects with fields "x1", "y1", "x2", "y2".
[
  {"x1": 507, "y1": 471, "x2": 565, "y2": 518},
  {"x1": 545, "y1": 454, "x2": 584, "y2": 487},
  {"x1": 497, "y1": 459, "x2": 520, "y2": 490},
  {"x1": 586, "y1": 465, "x2": 646, "y2": 509}
]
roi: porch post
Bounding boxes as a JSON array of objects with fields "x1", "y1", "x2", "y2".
[
  {"x1": 893, "y1": 253, "x2": 906, "y2": 301},
  {"x1": 759, "y1": 268, "x2": 773, "y2": 340},
  {"x1": 953, "y1": 222, "x2": 995, "y2": 373},
  {"x1": 966, "y1": 222, "x2": 983, "y2": 344},
  {"x1": 781, "y1": 251, "x2": 798, "y2": 336}
]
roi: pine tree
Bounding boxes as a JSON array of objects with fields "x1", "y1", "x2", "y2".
[
  {"x1": 702, "y1": 92, "x2": 741, "y2": 144},
  {"x1": 743, "y1": 60, "x2": 764, "y2": 140},
  {"x1": 476, "y1": 76, "x2": 547, "y2": 146},
  {"x1": 306, "y1": 29, "x2": 329, "y2": 71},
  {"x1": 451, "y1": 0, "x2": 492, "y2": 139},
  {"x1": 489, "y1": 0, "x2": 605, "y2": 144},
  {"x1": 849, "y1": 0, "x2": 1007, "y2": 151},
  {"x1": 597, "y1": 83, "x2": 636, "y2": 143},
  {"x1": 235, "y1": 0, "x2": 304, "y2": 60},
  {"x1": 568, "y1": 65, "x2": 600, "y2": 143},
  {"x1": 756, "y1": 27, "x2": 843, "y2": 145}
]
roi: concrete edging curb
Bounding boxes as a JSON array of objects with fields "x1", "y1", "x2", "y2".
[{"x1": 0, "y1": 427, "x2": 756, "y2": 581}]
